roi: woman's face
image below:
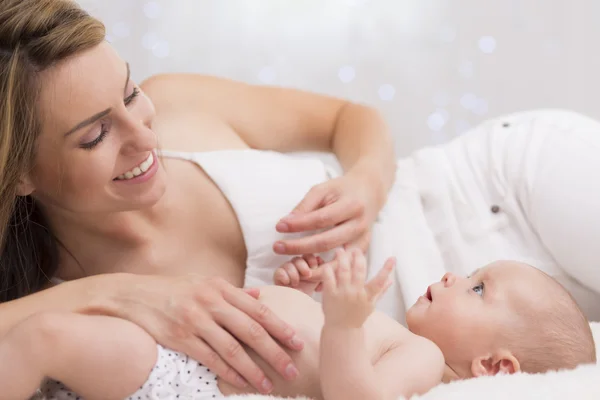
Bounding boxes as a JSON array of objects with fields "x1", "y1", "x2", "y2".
[{"x1": 24, "y1": 42, "x2": 167, "y2": 215}]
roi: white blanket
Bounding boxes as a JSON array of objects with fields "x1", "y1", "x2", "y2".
[{"x1": 227, "y1": 322, "x2": 600, "y2": 399}]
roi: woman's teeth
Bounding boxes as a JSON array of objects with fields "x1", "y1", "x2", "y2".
[{"x1": 115, "y1": 152, "x2": 154, "y2": 180}]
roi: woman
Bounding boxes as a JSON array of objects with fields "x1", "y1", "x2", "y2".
[
  {"x1": 0, "y1": 0, "x2": 395, "y2": 395},
  {"x1": 2, "y1": 0, "x2": 600, "y2": 395}
]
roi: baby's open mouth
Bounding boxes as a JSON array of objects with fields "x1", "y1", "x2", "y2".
[{"x1": 426, "y1": 286, "x2": 433, "y2": 301}]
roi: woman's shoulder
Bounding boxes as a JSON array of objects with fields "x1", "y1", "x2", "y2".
[
  {"x1": 139, "y1": 73, "x2": 253, "y2": 116},
  {"x1": 139, "y1": 73, "x2": 248, "y2": 152}
]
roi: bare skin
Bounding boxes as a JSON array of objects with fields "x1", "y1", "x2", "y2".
[
  {"x1": 0, "y1": 39, "x2": 395, "y2": 393},
  {"x1": 0, "y1": 250, "x2": 443, "y2": 400},
  {"x1": 47, "y1": 45, "x2": 394, "y2": 285}
]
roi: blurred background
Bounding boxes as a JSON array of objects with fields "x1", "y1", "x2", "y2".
[{"x1": 76, "y1": 0, "x2": 599, "y2": 157}]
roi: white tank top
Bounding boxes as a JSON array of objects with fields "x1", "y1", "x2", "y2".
[{"x1": 159, "y1": 149, "x2": 339, "y2": 288}]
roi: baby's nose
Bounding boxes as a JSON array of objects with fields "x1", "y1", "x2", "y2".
[{"x1": 441, "y1": 272, "x2": 456, "y2": 287}]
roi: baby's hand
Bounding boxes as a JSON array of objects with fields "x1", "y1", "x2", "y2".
[
  {"x1": 274, "y1": 254, "x2": 325, "y2": 295},
  {"x1": 322, "y1": 248, "x2": 395, "y2": 329}
]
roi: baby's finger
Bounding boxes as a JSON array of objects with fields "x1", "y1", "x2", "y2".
[
  {"x1": 284, "y1": 263, "x2": 301, "y2": 287},
  {"x1": 297, "y1": 259, "x2": 335, "y2": 283},
  {"x1": 322, "y1": 264, "x2": 337, "y2": 294},
  {"x1": 293, "y1": 257, "x2": 312, "y2": 278},
  {"x1": 365, "y1": 257, "x2": 396, "y2": 300},
  {"x1": 304, "y1": 254, "x2": 319, "y2": 269},
  {"x1": 315, "y1": 282, "x2": 323, "y2": 292},
  {"x1": 335, "y1": 248, "x2": 351, "y2": 287},
  {"x1": 274, "y1": 267, "x2": 291, "y2": 286},
  {"x1": 350, "y1": 248, "x2": 367, "y2": 287},
  {"x1": 371, "y1": 280, "x2": 393, "y2": 303}
]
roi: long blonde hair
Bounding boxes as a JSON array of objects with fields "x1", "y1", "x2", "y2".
[{"x1": 0, "y1": 0, "x2": 105, "y2": 301}]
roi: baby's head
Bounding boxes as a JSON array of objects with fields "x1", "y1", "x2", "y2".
[{"x1": 406, "y1": 260, "x2": 596, "y2": 378}]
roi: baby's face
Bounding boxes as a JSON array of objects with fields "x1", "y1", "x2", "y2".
[{"x1": 406, "y1": 261, "x2": 547, "y2": 373}]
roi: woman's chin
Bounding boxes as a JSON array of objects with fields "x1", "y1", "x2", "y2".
[
  {"x1": 139, "y1": 184, "x2": 167, "y2": 207},
  {"x1": 116, "y1": 179, "x2": 168, "y2": 210}
]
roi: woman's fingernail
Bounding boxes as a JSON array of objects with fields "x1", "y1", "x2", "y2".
[
  {"x1": 285, "y1": 363, "x2": 299, "y2": 379},
  {"x1": 274, "y1": 242, "x2": 285, "y2": 253},
  {"x1": 276, "y1": 222, "x2": 289, "y2": 232},
  {"x1": 236, "y1": 375, "x2": 248, "y2": 387},
  {"x1": 289, "y1": 335, "x2": 304, "y2": 349},
  {"x1": 262, "y1": 378, "x2": 273, "y2": 393}
]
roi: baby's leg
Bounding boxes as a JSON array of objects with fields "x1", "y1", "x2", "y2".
[{"x1": 0, "y1": 312, "x2": 157, "y2": 400}]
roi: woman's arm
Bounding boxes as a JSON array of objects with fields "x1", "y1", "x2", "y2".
[
  {"x1": 141, "y1": 74, "x2": 396, "y2": 254},
  {"x1": 0, "y1": 272, "x2": 120, "y2": 338},
  {"x1": 141, "y1": 73, "x2": 395, "y2": 200},
  {"x1": 0, "y1": 311, "x2": 156, "y2": 400},
  {"x1": 0, "y1": 273, "x2": 303, "y2": 395}
]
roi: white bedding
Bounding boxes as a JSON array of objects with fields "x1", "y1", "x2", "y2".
[
  {"x1": 227, "y1": 322, "x2": 600, "y2": 400},
  {"x1": 32, "y1": 324, "x2": 599, "y2": 400}
]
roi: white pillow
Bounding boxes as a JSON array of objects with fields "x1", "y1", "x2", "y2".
[{"x1": 591, "y1": 321, "x2": 600, "y2": 360}]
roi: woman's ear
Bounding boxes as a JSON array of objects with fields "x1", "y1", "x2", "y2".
[
  {"x1": 471, "y1": 350, "x2": 521, "y2": 377},
  {"x1": 16, "y1": 175, "x2": 35, "y2": 196}
]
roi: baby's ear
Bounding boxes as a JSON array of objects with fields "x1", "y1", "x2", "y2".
[{"x1": 471, "y1": 351, "x2": 520, "y2": 377}]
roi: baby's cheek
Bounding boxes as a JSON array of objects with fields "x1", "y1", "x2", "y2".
[{"x1": 433, "y1": 306, "x2": 466, "y2": 336}]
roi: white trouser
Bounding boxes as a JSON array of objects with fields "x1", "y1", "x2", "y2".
[{"x1": 370, "y1": 109, "x2": 600, "y2": 322}]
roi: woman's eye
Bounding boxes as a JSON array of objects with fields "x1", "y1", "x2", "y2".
[
  {"x1": 80, "y1": 123, "x2": 108, "y2": 150},
  {"x1": 472, "y1": 283, "x2": 484, "y2": 296},
  {"x1": 124, "y1": 87, "x2": 140, "y2": 106}
]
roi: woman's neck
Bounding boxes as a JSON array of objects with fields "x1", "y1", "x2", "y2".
[{"x1": 41, "y1": 186, "x2": 177, "y2": 277}]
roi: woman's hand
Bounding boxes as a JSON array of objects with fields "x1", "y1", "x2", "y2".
[
  {"x1": 274, "y1": 169, "x2": 383, "y2": 255},
  {"x1": 109, "y1": 274, "x2": 303, "y2": 395}
]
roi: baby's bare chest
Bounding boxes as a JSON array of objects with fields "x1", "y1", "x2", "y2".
[{"x1": 218, "y1": 286, "x2": 409, "y2": 399}]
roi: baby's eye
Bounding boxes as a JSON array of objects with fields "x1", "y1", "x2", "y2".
[{"x1": 472, "y1": 282, "x2": 484, "y2": 296}]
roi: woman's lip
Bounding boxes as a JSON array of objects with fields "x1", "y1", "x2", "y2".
[
  {"x1": 113, "y1": 150, "x2": 158, "y2": 184},
  {"x1": 113, "y1": 152, "x2": 154, "y2": 180}
]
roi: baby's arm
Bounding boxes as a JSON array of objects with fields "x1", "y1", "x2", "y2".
[
  {"x1": 319, "y1": 249, "x2": 443, "y2": 400},
  {"x1": 371, "y1": 336, "x2": 445, "y2": 398},
  {"x1": 0, "y1": 312, "x2": 157, "y2": 400}
]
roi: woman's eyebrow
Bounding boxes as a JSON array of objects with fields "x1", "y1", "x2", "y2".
[{"x1": 63, "y1": 62, "x2": 130, "y2": 137}]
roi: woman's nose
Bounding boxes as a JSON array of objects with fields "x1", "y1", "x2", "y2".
[
  {"x1": 441, "y1": 272, "x2": 456, "y2": 287},
  {"x1": 121, "y1": 119, "x2": 156, "y2": 155}
]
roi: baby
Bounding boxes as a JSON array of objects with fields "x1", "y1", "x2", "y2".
[
  {"x1": 2, "y1": 249, "x2": 596, "y2": 400},
  {"x1": 275, "y1": 254, "x2": 597, "y2": 379}
]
